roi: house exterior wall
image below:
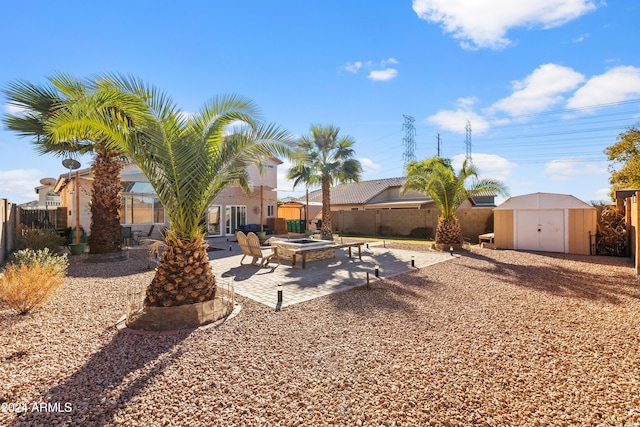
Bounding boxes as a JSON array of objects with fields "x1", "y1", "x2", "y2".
[
  {"x1": 247, "y1": 159, "x2": 279, "y2": 189},
  {"x1": 214, "y1": 185, "x2": 277, "y2": 226},
  {"x1": 59, "y1": 176, "x2": 92, "y2": 234},
  {"x1": 567, "y1": 208, "x2": 597, "y2": 255},
  {"x1": 494, "y1": 210, "x2": 514, "y2": 249}
]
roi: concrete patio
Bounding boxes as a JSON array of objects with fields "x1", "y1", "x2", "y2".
[{"x1": 205, "y1": 237, "x2": 455, "y2": 309}]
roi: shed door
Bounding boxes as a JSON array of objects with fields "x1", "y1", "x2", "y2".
[{"x1": 515, "y1": 210, "x2": 565, "y2": 253}]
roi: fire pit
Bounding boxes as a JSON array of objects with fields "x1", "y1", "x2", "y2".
[{"x1": 273, "y1": 238, "x2": 336, "y2": 262}]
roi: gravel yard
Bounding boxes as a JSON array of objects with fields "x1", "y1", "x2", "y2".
[{"x1": 1, "y1": 245, "x2": 639, "y2": 426}]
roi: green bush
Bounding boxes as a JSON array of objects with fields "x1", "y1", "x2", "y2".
[
  {"x1": 11, "y1": 248, "x2": 68, "y2": 276},
  {"x1": 14, "y1": 228, "x2": 65, "y2": 253}
]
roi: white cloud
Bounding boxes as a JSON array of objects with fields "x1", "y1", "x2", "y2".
[
  {"x1": 358, "y1": 157, "x2": 381, "y2": 173},
  {"x1": 412, "y1": 0, "x2": 597, "y2": 50},
  {"x1": 452, "y1": 153, "x2": 516, "y2": 181},
  {"x1": 345, "y1": 61, "x2": 363, "y2": 73},
  {"x1": 490, "y1": 64, "x2": 585, "y2": 116},
  {"x1": 427, "y1": 98, "x2": 490, "y2": 134},
  {"x1": 543, "y1": 158, "x2": 606, "y2": 181},
  {"x1": 592, "y1": 187, "x2": 612, "y2": 203},
  {"x1": 566, "y1": 66, "x2": 640, "y2": 111},
  {"x1": 368, "y1": 68, "x2": 398, "y2": 81},
  {"x1": 572, "y1": 33, "x2": 590, "y2": 43},
  {"x1": 344, "y1": 58, "x2": 400, "y2": 81},
  {"x1": 0, "y1": 169, "x2": 43, "y2": 203},
  {"x1": 4, "y1": 103, "x2": 28, "y2": 116}
]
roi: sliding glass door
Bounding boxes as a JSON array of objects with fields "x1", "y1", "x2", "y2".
[{"x1": 225, "y1": 205, "x2": 246, "y2": 235}]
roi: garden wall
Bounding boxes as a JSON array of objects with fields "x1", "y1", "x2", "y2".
[{"x1": 331, "y1": 207, "x2": 494, "y2": 242}]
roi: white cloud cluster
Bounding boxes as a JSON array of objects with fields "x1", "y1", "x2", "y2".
[
  {"x1": 566, "y1": 66, "x2": 640, "y2": 111},
  {"x1": 452, "y1": 153, "x2": 516, "y2": 181},
  {"x1": 543, "y1": 158, "x2": 606, "y2": 181},
  {"x1": 412, "y1": 0, "x2": 597, "y2": 50},
  {"x1": 427, "y1": 97, "x2": 490, "y2": 134},
  {"x1": 0, "y1": 168, "x2": 43, "y2": 203},
  {"x1": 427, "y1": 64, "x2": 640, "y2": 133},
  {"x1": 344, "y1": 58, "x2": 399, "y2": 82},
  {"x1": 358, "y1": 157, "x2": 381, "y2": 173},
  {"x1": 490, "y1": 64, "x2": 586, "y2": 116}
]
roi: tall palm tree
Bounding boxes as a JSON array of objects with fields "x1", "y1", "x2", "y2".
[
  {"x1": 51, "y1": 76, "x2": 294, "y2": 307},
  {"x1": 3, "y1": 73, "x2": 125, "y2": 254},
  {"x1": 402, "y1": 157, "x2": 509, "y2": 245},
  {"x1": 287, "y1": 124, "x2": 362, "y2": 240}
]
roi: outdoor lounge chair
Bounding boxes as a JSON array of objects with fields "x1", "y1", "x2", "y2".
[{"x1": 236, "y1": 231, "x2": 279, "y2": 266}]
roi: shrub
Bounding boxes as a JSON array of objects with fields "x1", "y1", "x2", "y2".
[
  {"x1": 11, "y1": 248, "x2": 68, "y2": 276},
  {"x1": 0, "y1": 249, "x2": 68, "y2": 315},
  {"x1": 14, "y1": 227, "x2": 65, "y2": 253}
]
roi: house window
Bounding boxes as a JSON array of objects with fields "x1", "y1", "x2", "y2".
[
  {"x1": 207, "y1": 205, "x2": 221, "y2": 236},
  {"x1": 120, "y1": 181, "x2": 165, "y2": 225},
  {"x1": 267, "y1": 205, "x2": 274, "y2": 217},
  {"x1": 351, "y1": 207, "x2": 359, "y2": 211}
]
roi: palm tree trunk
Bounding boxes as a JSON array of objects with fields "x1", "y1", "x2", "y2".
[
  {"x1": 88, "y1": 150, "x2": 123, "y2": 254},
  {"x1": 320, "y1": 174, "x2": 333, "y2": 240},
  {"x1": 435, "y1": 216, "x2": 463, "y2": 245},
  {"x1": 146, "y1": 238, "x2": 216, "y2": 307}
]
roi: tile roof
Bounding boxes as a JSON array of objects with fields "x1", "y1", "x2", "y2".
[
  {"x1": 303, "y1": 177, "x2": 408, "y2": 205},
  {"x1": 300, "y1": 177, "x2": 497, "y2": 206}
]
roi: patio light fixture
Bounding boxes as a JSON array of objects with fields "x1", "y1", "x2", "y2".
[
  {"x1": 277, "y1": 284, "x2": 283, "y2": 304},
  {"x1": 450, "y1": 246, "x2": 454, "y2": 256},
  {"x1": 411, "y1": 256, "x2": 415, "y2": 267}
]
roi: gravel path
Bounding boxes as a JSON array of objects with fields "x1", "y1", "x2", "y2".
[{"x1": 1, "y1": 246, "x2": 639, "y2": 426}]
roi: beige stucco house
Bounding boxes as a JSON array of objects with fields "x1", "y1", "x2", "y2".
[{"x1": 52, "y1": 157, "x2": 282, "y2": 239}]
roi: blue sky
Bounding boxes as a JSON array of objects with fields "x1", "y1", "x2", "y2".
[{"x1": 1, "y1": 0, "x2": 639, "y2": 204}]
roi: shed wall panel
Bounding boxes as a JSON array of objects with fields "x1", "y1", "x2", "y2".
[
  {"x1": 567, "y1": 209, "x2": 596, "y2": 255},
  {"x1": 494, "y1": 210, "x2": 514, "y2": 249}
]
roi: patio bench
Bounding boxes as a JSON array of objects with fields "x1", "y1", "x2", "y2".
[
  {"x1": 291, "y1": 241, "x2": 364, "y2": 269},
  {"x1": 478, "y1": 232, "x2": 495, "y2": 248}
]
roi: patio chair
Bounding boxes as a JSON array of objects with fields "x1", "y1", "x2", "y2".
[{"x1": 237, "y1": 231, "x2": 279, "y2": 266}]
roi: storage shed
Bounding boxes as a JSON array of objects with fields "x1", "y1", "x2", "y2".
[{"x1": 493, "y1": 192, "x2": 596, "y2": 255}]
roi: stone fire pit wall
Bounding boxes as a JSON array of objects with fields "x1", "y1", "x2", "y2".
[
  {"x1": 271, "y1": 238, "x2": 336, "y2": 262},
  {"x1": 125, "y1": 276, "x2": 235, "y2": 331}
]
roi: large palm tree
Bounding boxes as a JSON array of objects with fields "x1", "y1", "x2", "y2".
[
  {"x1": 3, "y1": 73, "x2": 125, "y2": 254},
  {"x1": 402, "y1": 157, "x2": 509, "y2": 245},
  {"x1": 51, "y1": 76, "x2": 294, "y2": 307},
  {"x1": 287, "y1": 124, "x2": 362, "y2": 240}
]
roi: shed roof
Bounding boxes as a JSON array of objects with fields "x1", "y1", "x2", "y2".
[{"x1": 494, "y1": 192, "x2": 594, "y2": 210}]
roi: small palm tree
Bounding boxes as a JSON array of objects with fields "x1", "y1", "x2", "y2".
[
  {"x1": 51, "y1": 76, "x2": 294, "y2": 307},
  {"x1": 402, "y1": 157, "x2": 509, "y2": 245},
  {"x1": 287, "y1": 124, "x2": 362, "y2": 240},
  {"x1": 3, "y1": 73, "x2": 125, "y2": 254}
]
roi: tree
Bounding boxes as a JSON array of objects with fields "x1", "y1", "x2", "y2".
[
  {"x1": 51, "y1": 76, "x2": 294, "y2": 307},
  {"x1": 402, "y1": 157, "x2": 509, "y2": 245},
  {"x1": 287, "y1": 124, "x2": 362, "y2": 240},
  {"x1": 605, "y1": 125, "x2": 640, "y2": 197},
  {"x1": 3, "y1": 74, "x2": 125, "y2": 254}
]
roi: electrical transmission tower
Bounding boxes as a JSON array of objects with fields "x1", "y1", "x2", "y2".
[
  {"x1": 402, "y1": 114, "x2": 416, "y2": 169},
  {"x1": 465, "y1": 120, "x2": 472, "y2": 164}
]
